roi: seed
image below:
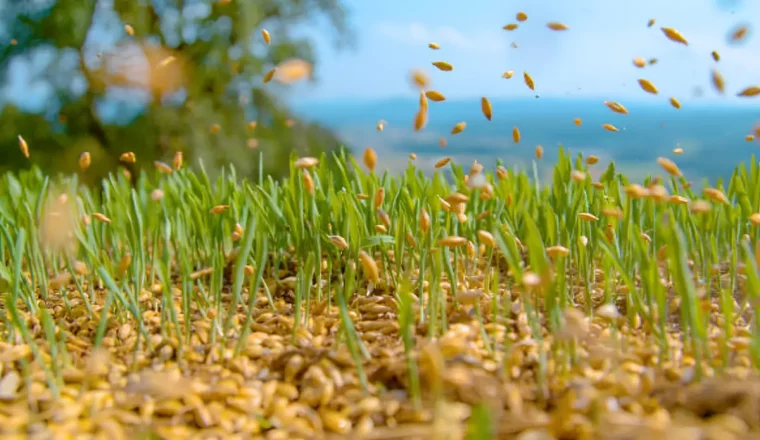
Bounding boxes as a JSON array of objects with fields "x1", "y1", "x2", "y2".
[
  {"x1": 273, "y1": 58, "x2": 313, "y2": 84},
  {"x1": 209, "y1": 123, "x2": 221, "y2": 134},
  {"x1": 737, "y1": 86, "x2": 760, "y2": 97},
  {"x1": 302, "y1": 170, "x2": 314, "y2": 195},
  {"x1": 535, "y1": 145, "x2": 544, "y2": 159},
  {"x1": 429, "y1": 42, "x2": 440, "y2": 49},
  {"x1": 578, "y1": 212, "x2": 599, "y2": 222},
  {"x1": 451, "y1": 122, "x2": 466, "y2": 135},
  {"x1": 502, "y1": 70, "x2": 514, "y2": 79},
  {"x1": 363, "y1": 148, "x2": 377, "y2": 172},
  {"x1": 648, "y1": 18, "x2": 656, "y2": 27},
  {"x1": 523, "y1": 72, "x2": 535, "y2": 90},
  {"x1": 633, "y1": 57, "x2": 646, "y2": 68},
  {"x1": 420, "y1": 209, "x2": 431, "y2": 233},
  {"x1": 414, "y1": 107, "x2": 428, "y2": 131},
  {"x1": 604, "y1": 101, "x2": 628, "y2": 114},
  {"x1": 669, "y1": 97, "x2": 681, "y2": 109},
  {"x1": 408, "y1": 153, "x2": 417, "y2": 160},
  {"x1": 425, "y1": 90, "x2": 446, "y2": 102},
  {"x1": 295, "y1": 157, "x2": 319, "y2": 169},
  {"x1": 750, "y1": 214, "x2": 760, "y2": 226},
  {"x1": 476, "y1": 230, "x2": 496, "y2": 248},
  {"x1": 546, "y1": 246, "x2": 569, "y2": 258},
  {"x1": 704, "y1": 188, "x2": 729, "y2": 204},
  {"x1": 602, "y1": 206, "x2": 623, "y2": 218},
  {"x1": 586, "y1": 155, "x2": 599, "y2": 165},
  {"x1": 18, "y1": 135, "x2": 29, "y2": 158},
  {"x1": 263, "y1": 68, "x2": 276, "y2": 83},
  {"x1": 669, "y1": 195, "x2": 688, "y2": 204},
  {"x1": 690, "y1": 200, "x2": 711, "y2": 214},
  {"x1": 438, "y1": 236, "x2": 467, "y2": 248},
  {"x1": 124, "y1": 24, "x2": 135, "y2": 36},
  {"x1": 625, "y1": 184, "x2": 650, "y2": 199},
  {"x1": 649, "y1": 58, "x2": 658, "y2": 65},
  {"x1": 210, "y1": 205, "x2": 229, "y2": 215},
  {"x1": 374, "y1": 188, "x2": 385, "y2": 208},
  {"x1": 574, "y1": 117, "x2": 582, "y2": 126},
  {"x1": 657, "y1": 157, "x2": 681, "y2": 176},
  {"x1": 571, "y1": 170, "x2": 586, "y2": 183},
  {"x1": 661, "y1": 27, "x2": 688, "y2": 45},
  {"x1": 512, "y1": 127, "x2": 521, "y2": 144},
  {"x1": 411, "y1": 69, "x2": 430, "y2": 89},
  {"x1": 376, "y1": 120, "x2": 386, "y2": 131},
  {"x1": 523, "y1": 272, "x2": 541, "y2": 287},
  {"x1": 328, "y1": 235, "x2": 349, "y2": 250},
  {"x1": 597, "y1": 304, "x2": 620, "y2": 320},
  {"x1": 504, "y1": 23, "x2": 519, "y2": 31},
  {"x1": 79, "y1": 152, "x2": 91, "y2": 171},
  {"x1": 602, "y1": 123, "x2": 619, "y2": 132},
  {"x1": 359, "y1": 251, "x2": 379, "y2": 283},
  {"x1": 432, "y1": 61, "x2": 453, "y2": 71},
  {"x1": 747, "y1": 135, "x2": 756, "y2": 142},
  {"x1": 173, "y1": 151, "x2": 183, "y2": 170},
  {"x1": 712, "y1": 51, "x2": 720, "y2": 62},
  {"x1": 730, "y1": 25, "x2": 749, "y2": 42},
  {"x1": 261, "y1": 29, "x2": 271, "y2": 45},
  {"x1": 638, "y1": 79, "x2": 659, "y2": 94},
  {"x1": 73, "y1": 261, "x2": 88, "y2": 275},
  {"x1": 154, "y1": 161, "x2": 172, "y2": 174},
  {"x1": 481, "y1": 97, "x2": 493, "y2": 121},
  {"x1": 120, "y1": 152, "x2": 136, "y2": 163},
  {"x1": 91, "y1": 213, "x2": 111, "y2": 223},
  {"x1": 439, "y1": 137, "x2": 447, "y2": 147},
  {"x1": 547, "y1": 22, "x2": 569, "y2": 31},
  {"x1": 712, "y1": 69, "x2": 725, "y2": 94}
]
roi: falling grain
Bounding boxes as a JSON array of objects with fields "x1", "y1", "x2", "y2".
[
  {"x1": 439, "y1": 138, "x2": 447, "y2": 148},
  {"x1": 435, "y1": 157, "x2": 452, "y2": 169},
  {"x1": 502, "y1": 71, "x2": 514, "y2": 79},
  {"x1": 648, "y1": 18, "x2": 656, "y2": 28},
  {"x1": 674, "y1": 147, "x2": 684, "y2": 155},
  {"x1": 263, "y1": 68, "x2": 276, "y2": 83},
  {"x1": 535, "y1": 145, "x2": 544, "y2": 159},
  {"x1": 261, "y1": 29, "x2": 271, "y2": 45},
  {"x1": 425, "y1": 91, "x2": 446, "y2": 102},
  {"x1": 432, "y1": 61, "x2": 453, "y2": 71},
  {"x1": 414, "y1": 108, "x2": 428, "y2": 131},
  {"x1": 574, "y1": 118, "x2": 582, "y2": 126},
  {"x1": 124, "y1": 25, "x2": 135, "y2": 36},
  {"x1": 730, "y1": 25, "x2": 749, "y2": 43},
  {"x1": 512, "y1": 127, "x2": 521, "y2": 144},
  {"x1": 411, "y1": 69, "x2": 430, "y2": 89},
  {"x1": 657, "y1": 157, "x2": 682, "y2": 176},
  {"x1": 737, "y1": 86, "x2": 760, "y2": 97},
  {"x1": 711, "y1": 69, "x2": 725, "y2": 94},
  {"x1": 481, "y1": 97, "x2": 493, "y2": 121},
  {"x1": 633, "y1": 57, "x2": 647, "y2": 68},
  {"x1": 523, "y1": 72, "x2": 535, "y2": 90},
  {"x1": 669, "y1": 97, "x2": 681, "y2": 109},
  {"x1": 18, "y1": 135, "x2": 29, "y2": 158},
  {"x1": 154, "y1": 161, "x2": 172, "y2": 174},
  {"x1": 586, "y1": 155, "x2": 599, "y2": 165},
  {"x1": 746, "y1": 134, "x2": 756, "y2": 142},
  {"x1": 638, "y1": 79, "x2": 659, "y2": 94},
  {"x1": 376, "y1": 120, "x2": 386, "y2": 131},
  {"x1": 661, "y1": 27, "x2": 688, "y2": 45},
  {"x1": 79, "y1": 152, "x2": 91, "y2": 171},
  {"x1": 363, "y1": 148, "x2": 377, "y2": 172},
  {"x1": 516, "y1": 12, "x2": 528, "y2": 22},
  {"x1": 602, "y1": 124, "x2": 619, "y2": 132},
  {"x1": 503, "y1": 24, "x2": 519, "y2": 31},
  {"x1": 712, "y1": 51, "x2": 720, "y2": 62},
  {"x1": 547, "y1": 22, "x2": 569, "y2": 31},
  {"x1": 429, "y1": 42, "x2": 440, "y2": 49},
  {"x1": 120, "y1": 152, "x2": 136, "y2": 163},
  {"x1": 173, "y1": 151, "x2": 183, "y2": 170},
  {"x1": 451, "y1": 122, "x2": 467, "y2": 135},
  {"x1": 604, "y1": 101, "x2": 628, "y2": 114}
]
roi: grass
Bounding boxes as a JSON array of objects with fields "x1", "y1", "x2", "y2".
[{"x1": 0, "y1": 148, "x2": 760, "y2": 439}]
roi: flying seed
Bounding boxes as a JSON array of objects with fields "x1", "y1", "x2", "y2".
[
  {"x1": 274, "y1": 59, "x2": 313, "y2": 84},
  {"x1": 649, "y1": 58, "x2": 658, "y2": 65},
  {"x1": 124, "y1": 24, "x2": 135, "y2": 36},
  {"x1": 432, "y1": 61, "x2": 453, "y2": 71},
  {"x1": 295, "y1": 157, "x2": 319, "y2": 170},
  {"x1": 711, "y1": 69, "x2": 725, "y2": 94},
  {"x1": 604, "y1": 101, "x2": 628, "y2": 114},
  {"x1": 411, "y1": 69, "x2": 430, "y2": 89},
  {"x1": 481, "y1": 97, "x2": 493, "y2": 121},
  {"x1": 535, "y1": 145, "x2": 544, "y2": 159},
  {"x1": 210, "y1": 205, "x2": 229, "y2": 215},
  {"x1": 414, "y1": 108, "x2": 428, "y2": 131},
  {"x1": 210, "y1": 123, "x2": 221, "y2": 134},
  {"x1": 674, "y1": 147, "x2": 684, "y2": 154},
  {"x1": 419, "y1": 90, "x2": 428, "y2": 110},
  {"x1": 586, "y1": 155, "x2": 599, "y2": 165},
  {"x1": 648, "y1": 18, "x2": 656, "y2": 27},
  {"x1": 602, "y1": 124, "x2": 619, "y2": 132},
  {"x1": 502, "y1": 70, "x2": 514, "y2": 79},
  {"x1": 574, "y1": 118, "x2": 582, "y2": 126},
  {"x1": 524, "y1": 72, "x2": 535, "y2": 90},
  {"x1": 263, "y1": 68, "x2": 276, "y2": 83},
  {"x1": 512, "y1": 127, "x2": 521, "y2": 143},
  {"x1": 438, "y1": 236, "x2": 467, "y2": 248},
  {"x1": 511, "y1": 42, "x2": 518, "y2": 48},
  {"x1": 18, "y1": 135, "x2": 29, "y2": 158},
  {"x1": 638, "y1": 79, "x2": 659, "y2": 94},
  {"x1": 374, "y1": 188, "x2": 385, "y2": 208},
  {"x1": 173, "y1": 151, "x2": 183, "y2": 170},
  {"x1": 429, "y1": 42, "x2": 440, "y2": 49},
  {"x1": 439, "y1": 138, "x2": 447, "y2": 147},
  {"x1": 661, "y1": 27, "x2": 688, "y2": 45},
  {"x1": 154, "y1": 161, "x2": 172, "y2": 174},
  {"x1": 633, "y1": 57, "x2": 646, "y2": 68},
  {"x1": 516, "y1": 12, "x2": 528, "y2": 21},
  {"x1": 363, "y1": 148, "x2": 377, "y2": 172},
  {"x1": 261, "y1": 29, "x2": 271, "y2": 45},
  {"x1": 425, "y1": 90, "x2": 446, "y2": 102},
  {"x1": 119, "y1": 152, "x2": 136, "y2": 163},
  {"x1": 358, "y1": 250, "x2": 379, "y2": 283},
  {"x1": 451, "y1": 122, "x2": 466, "y2": 135},
  {"x1": 730, "y1": 25, "x2": 749, "y2": 43},
  {"x1": 669, "y1": 97, "x2": 681, "y2": 109},
  {"x1": 712, "y1": 51, "x2": 720, "y2": 62},
  {"x1": 302, "y1": 170, "x2": 314, "y2": 194},
  {"x1": 657, "y1": 157, "x2": 681, "y2": 176},
  {"x1": 91, "y1": 213, "x2": 111, "y2": 224},
  {"x1": 435, "y1": 157, "x2": 452, "y2": 168},
  {"x1": 504, "y1": 24, "x2": 519, "y2": 31},
  {"x1": 737, "y1": 86, "x2": 760, "y2": 97},
  {"x1": 547, "y1": 22, "x2": 569, "y2": 31},
  {"x1": 376, "y1": 120, "x2": 386, "y2": 131},
  {"x1": 704, "y1": 188, "x2": 729, "y2": 204},
  {"x1": 747, "y1": 135, "x2": 756, "y2": 142},
  {"x1": 571, "y1": 170, "x2": 586, "y2": 183},
  {"x1": 409, "y1": 153, "x2": 416, "y2": 160}
]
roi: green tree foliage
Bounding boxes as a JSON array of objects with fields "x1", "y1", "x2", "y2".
[{"x1": 0, "y1": 0, "x2": 350, "y2": 183}]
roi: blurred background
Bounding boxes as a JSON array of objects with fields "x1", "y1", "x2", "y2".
[{"x1": 1, "y1": 0, "x2": 759, "y2": 184}]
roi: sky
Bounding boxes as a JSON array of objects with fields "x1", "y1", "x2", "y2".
[{"x1": 287, "y1": 0, "x2": 760, "y2": 104}]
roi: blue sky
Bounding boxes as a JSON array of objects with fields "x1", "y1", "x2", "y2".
[{"x1": 288, "y1": 0, "x2": 760, "y2": 103}]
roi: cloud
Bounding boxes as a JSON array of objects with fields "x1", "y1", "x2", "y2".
[{"x1": 374, "y1": 22, "x2": 506, "y2": 54}]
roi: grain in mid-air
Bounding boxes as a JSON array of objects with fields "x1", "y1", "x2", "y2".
[
  {"x1": 638, "y1": 79, "x2": 659, "y2": 95},
  {"x1": 661, "y1": 27, "x2": 688, "y2": 45},
  {"x1": 517, "y1": 12, "x2": 528, "y2": 22},
  {"x1": 512, "y1": 127, "x2": 521, "y2": 143},
  {"x1": 669, "y1": 97, "x2": 681, "y2": 109},
  {"x1": 737, "y1": 86, "x2": 760, "y2": 97},
  {"x1": 481, "y1": 97, "x2": 493, "y2": 121},
  {"x1": 429, "y1": 42, "x2": 440, "y2": 49},
  {"x1": 451, "y1": 122, "x2": 467, "y2": 135},
  {"x1": 524, "y1": 72, "x2": 535, "y2": 90},
  {"x1": 711, "y1": 69, "x2": 725, "y2": 94},
  {"x1": 432, "y1": 61, "x2": 453, "y2": 71},
  {"x1": 547, "y1": 22, "x2": 569, "y2": 31},
  {"x1": 602, "y1": 124, "x2": 619, "y2": 132}
]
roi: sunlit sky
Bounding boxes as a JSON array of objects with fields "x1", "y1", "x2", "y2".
[{"x1": 291, "y1": 0, "x2": 760, "y2": 103}]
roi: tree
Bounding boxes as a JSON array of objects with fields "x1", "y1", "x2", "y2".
[{"x1": 0, "y1": 0, "x2": 351, "y2": 182}]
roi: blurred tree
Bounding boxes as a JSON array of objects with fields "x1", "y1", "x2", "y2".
[{"x1": 0, "y1": 0, "x2": 351, "y2": 183}]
